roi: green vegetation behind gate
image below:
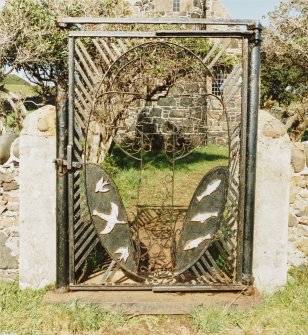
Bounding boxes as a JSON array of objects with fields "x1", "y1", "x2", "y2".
[
  {"x1": 101, "y1": 144, "x2": 229, "y2": 209},
  {"x1": 0, "y1": 266, "x2": 308, "y2": 335}
]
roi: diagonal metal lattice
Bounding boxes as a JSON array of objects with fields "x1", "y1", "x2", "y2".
[{"x1": 56, "y1": 18, "x2": 262, "y2": 291}]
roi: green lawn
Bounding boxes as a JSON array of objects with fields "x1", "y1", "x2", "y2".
[
  {"x1": 3, "y1": 84, "x2": 38, "y2": 97},
  {"x1": 103, "y1": 144, "x2": 229, "y2": 212},
  {"x1": 1, "y1": 74, "x2": 38, "y2": 97},
  {"x1": 0, "y1": 266, "x2": 308, "y2": 335}
]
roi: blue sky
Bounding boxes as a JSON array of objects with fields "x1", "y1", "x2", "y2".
[{"x1": 221, "y1": 0, "x2": 281, "y2": 25}]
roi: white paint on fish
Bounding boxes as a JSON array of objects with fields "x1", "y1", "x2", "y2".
[
  {"x1": 115, "y1": 247, "x2": 129, "y2": 263},
  {"x1": 191, "y1": 211, "x2": 218, "y2": 223},
  {"x1": 93, "y1": 202, "x2": 126, "y2": 234},
  {"x1": 184, "y1": 234, "x2": 212, "y2": 251},
  {"x1": 95, "y1": 176, "x2": 110, "y2": 193},
  {"x1": 197, "y1": 179, "x2": 221, "y2": 202}
]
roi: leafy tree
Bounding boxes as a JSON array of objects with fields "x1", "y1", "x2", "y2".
[
  {"x1": 261, "y1": 0, "x2": 307, "y2": 141},
  {"x1": 0, "y1": 0, "x2": 129, "y2": 90},
  {"x1": 0, "y1": 0, "x2": 129, "y2": 130}
]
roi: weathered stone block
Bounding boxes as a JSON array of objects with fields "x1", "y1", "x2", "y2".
[
  {"x1": 19, "y1": 105, "x2": 56, "y2": 289},
  {"x1": 2, "y1": 194, "x2": 18, "y2": 203},
  {"x1": 253, "y1": 110, "x2": 290, "y2": 293},
  {"x1": 262, "y1": 117, "x2": 287, "y2": 138},
  {"x1": 185, "y1": 83, "x2": 199, "y2": 93},
  {"x1": 157, "y1": 97, "x2": 176, "y2": 107},
  {"x1": 169, "y1": 110, "x2": 185, "y2": 118},
  {"x1": 289, "y1": 212, "x2": 298, "y2": 227},
  {"x1": 180, "y1": 97, "x2": 193, "y2": 107},
  {"x1": 22, "y1": 105, "x2": 56, "y2": 137},
  {"x1": 296, "y1": 240, "x2": 308, "y2": 256},
  {"x1": 299, "y1": 217, "x2": 308, "y2": 226},
  {"x1": 0, "y1": 173, "x2": 15, "y2": 185},
  {"x1": 149, "y1": 108, "x2": 162, "y2": 117},
  {"x1": 0, "y1": 133, "x2": 18, "y2": 165},
  {"x1": 291, "y1": 144, "x2": 305, "y2": 173},
  {"x1": 0, "y1": 232, "x2": 18, "y2": 269},
  {"x1": 2, "y1": 181, "x2": 18, "y2": 191}
]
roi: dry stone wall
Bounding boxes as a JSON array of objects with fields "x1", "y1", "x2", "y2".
[
  {"x1": 288, "y1": 141, "x2": 308, "y2": 268},
  {"x1": 0, "y1": 163, "x2": 19, "y2": 282}
]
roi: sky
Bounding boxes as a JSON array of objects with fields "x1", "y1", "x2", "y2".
[{"x1": 220, "y1": 0, "x2": 281, "y2": 25}]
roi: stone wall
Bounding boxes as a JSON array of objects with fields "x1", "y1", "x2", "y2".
[
  {"x1": 0, "y1": 163, "x2": 19, "y2": 282},
  {"x1": 118, "y1": 72, "x2": 241, "y2": 147},
  {"x1": 128, "y1": 0, "x2": 231, "y2": 19},
  {"x1": 288, "y1": 141, "x2": 308, "y2": 267}
]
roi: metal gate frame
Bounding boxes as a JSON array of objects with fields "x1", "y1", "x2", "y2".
[{"x1": 55, "y1": 17, "x2": 262, "y2": 292}]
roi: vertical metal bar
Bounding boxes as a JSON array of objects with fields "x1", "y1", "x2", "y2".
[
  {"x1": 68, "y1": 36, "x2": 75, "y2": 284},
  {"x1": 242, "y1": 27, "x2": 262, "y2": 285},
  {"x1": 236, "y1": 37, "x2": 249, "y2": 283},
  {"x1": 56, "y1": 85, "x2": 69, "y2": 291}
]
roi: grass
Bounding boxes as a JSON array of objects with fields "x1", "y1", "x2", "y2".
[
  {"x1": 190, "y1": 266, "x2": 308, "y2": 335},
  {"x1": 0, "y1": 266, "x2": 308, "y2": 335},
  {"x1": 1, "y1": 74, "x2": 38, "y2": 97},
  {"x1": 3, "y1": 84, "x2": 38, "y2": 97},
  {"x1": 103, "y1": 144, "x2": 229, "y2": 211}
]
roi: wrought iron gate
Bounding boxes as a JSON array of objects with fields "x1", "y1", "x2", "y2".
[{"x1": 56, "y1": 18, "x2": 262, "y2": 292}]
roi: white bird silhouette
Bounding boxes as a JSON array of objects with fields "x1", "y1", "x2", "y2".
[
  {"x1": 115, "y1": 246, "x2": 129, "y2": 263},
  {"x1": 191, "y1": 211, "x2": 218, "y2": 223},
  {"x1": 95, "y1": 176, "x2": 110, "y2": 193},
  {"x1": 196, "y1": 179, "x2": 221, "y2": 202},
  {"x1": 184, "y1": 234, "x2": 212, "y2": 251},
  {"x1": 93, "y1": 202, "x2": 126, "y2": 234}
]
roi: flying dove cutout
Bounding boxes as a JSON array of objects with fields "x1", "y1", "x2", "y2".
[
  {"x1": 196, "y1": 179, "x2": 221, "y2": 202},
  {"x1": 184, "y1": 234, "x2": 212, "y2": 251},
  {"x1": 93, "y1": 202, "x2": 126, "y2": 234},
  {"x1": 191, "y1": 211, "x2": 218, "y2": 224},
  {"x1": 95, "y1": 176, "x2": 110, "y2": 193},
  {"x1": 115, "y1": 247, "x2": 129, "y2": 263}
]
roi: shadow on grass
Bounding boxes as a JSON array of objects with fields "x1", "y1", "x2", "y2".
[{"x1": 108, "y1": 145, "x2": 229, "y2": 171}]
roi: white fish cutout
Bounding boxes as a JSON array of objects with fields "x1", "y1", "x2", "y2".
[
  {"x1": 93, "y1": 202, "x2": 126, "y2": 234},
  {"x1": 95, "y1": 176, "x2": 110, "y2": 193},
  {"x1": 191, "y1": 211, "x2": 218, "y2": 223},
  {"x1": 196, "y1": 179, "x2": 221, "y2": 202},
  {"x1": 115, "y1": 247, "x2": 129, "y2": 263},
  {"x1": 184, "y1": 234, "x2": 212, "y2": 251}
]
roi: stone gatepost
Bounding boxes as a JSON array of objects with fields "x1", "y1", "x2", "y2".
[
  {"x1": 19, "y1": 105, "x2": 57, "y2": 289},
  {"x1": 253, "y1": 110, "x2": 291, "y2": 292}
]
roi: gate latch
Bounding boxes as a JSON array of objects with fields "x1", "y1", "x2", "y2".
[
  {"x1": 55, "y1": 144, "x2": 83, "y2": 172},
  {"x1": 54, "y1": 158, "x2": 83, "y2": 173}
]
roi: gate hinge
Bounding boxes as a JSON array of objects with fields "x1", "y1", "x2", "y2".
[{"x1": 54, "y1": 158, "x2": 83, "y2": 173}]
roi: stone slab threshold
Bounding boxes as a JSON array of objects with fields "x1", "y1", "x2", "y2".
[{"x1": 44, "y1": 289, "x2": 261, "y2": 315}]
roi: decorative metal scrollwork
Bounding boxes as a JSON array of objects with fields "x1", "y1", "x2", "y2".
[{"x1": 84, "y1": 40, "x2": 231, "y2": 283}]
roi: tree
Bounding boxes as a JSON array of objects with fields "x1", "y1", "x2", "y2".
[
  {"x1": 0, "y1": 0, "x2": 129, "y2": 129},
  {"x1": 261, "y1": 0, "x2": 308, "y2": 141}
]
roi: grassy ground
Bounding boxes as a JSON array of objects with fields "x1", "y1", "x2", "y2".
[
  {"x1": 104, "y1": 144, "x2": 229, "y2": 212},
  {"x1": 1, "y1": 266, "x2": 308, "y2": 335},
  {"x1": 2, "y1": 74, "x2": 38, "y2": 97}
]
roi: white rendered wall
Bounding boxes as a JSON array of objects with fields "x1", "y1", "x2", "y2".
[
  {"x1": 19, "y1": 106, "x2": 57, "y2": 289},
  {"x1": 253, "y1": 110, "x2": 291, "y2": 293}
]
